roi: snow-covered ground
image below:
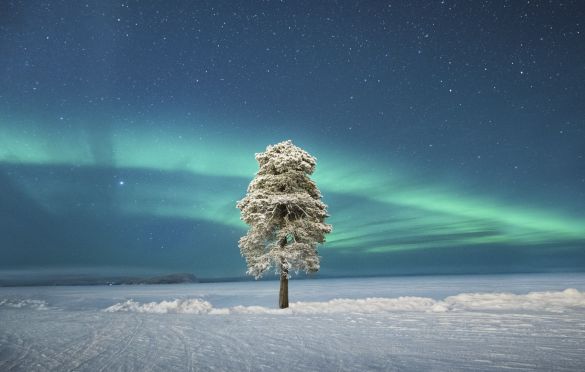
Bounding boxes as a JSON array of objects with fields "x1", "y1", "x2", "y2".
[{"x1": 1, "y1": 274, "x2": 585, "y2": 371}]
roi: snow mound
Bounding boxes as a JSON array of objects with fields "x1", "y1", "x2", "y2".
[
  {"x1": 442, "y1": 288, "x2": 585, "y2": 313},
  {"x1": 103, "y1": 288, "x2": 585, "y2": 315},
  {"x1": 104, "y1": 299, "x2": 213, "y2": 314},
  {"x1": 288, "y1": 296, "x2": 441, "y2": 314},
  {"x1": 0, "y1": 299, "x2": 49, "y2": 310}
]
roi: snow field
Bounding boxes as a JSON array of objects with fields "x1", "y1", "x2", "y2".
[{"x1": 1, "y1": 274, "x2": 585, "y2": 371}]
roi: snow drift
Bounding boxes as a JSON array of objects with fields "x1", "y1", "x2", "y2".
[
  {"x1": 0, "y1": 298, "x2": 49, "y2": 310},
  {"x1": 103, "y1": 288, "x2": 585, "y2": 315},
  {"x1": 103, "y1": 298, "x2": 213, "y2": 314}
]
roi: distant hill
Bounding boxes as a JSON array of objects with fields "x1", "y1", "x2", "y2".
[
  {"x1": 0, "y1": 273, "x2": 199, "y2": 287},
  {"x1": 114, "y1": 273, "x2": 199, "y2": 285}
]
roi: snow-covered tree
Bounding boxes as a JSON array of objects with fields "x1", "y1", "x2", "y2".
[{"x1": 237, "y1": 140, "x2": 332, "y2": 308}]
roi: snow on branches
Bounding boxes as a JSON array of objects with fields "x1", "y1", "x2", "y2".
[{"x1": 237, "y1": 140, "x2": 332, "y2": 278}]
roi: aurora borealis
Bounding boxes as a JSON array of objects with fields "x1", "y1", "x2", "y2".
[{"x1": 1, "y1": 1, "x2": 584, "y2": 279}]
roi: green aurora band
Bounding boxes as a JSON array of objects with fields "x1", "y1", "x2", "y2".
[{"x1": 1, "y1": 117, "x2": 584, "y2": 256}]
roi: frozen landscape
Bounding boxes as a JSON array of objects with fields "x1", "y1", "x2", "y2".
[
  {"x1": 1, "y1": 1, "x2": 584, "y2": 371},
  {"x1": 1, "y1": 273, "x2": 585, "y2": 371}
]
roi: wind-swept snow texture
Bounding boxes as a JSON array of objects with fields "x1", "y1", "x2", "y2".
[{"x1": 1, "y1": 274, "x2": 585, "y2": 371}]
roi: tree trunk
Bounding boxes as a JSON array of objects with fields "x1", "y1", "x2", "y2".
[
  {"x1": 278, "y1": 237, "x2": 289, "y2": 309},
  {"x1": 279, "y1": 267, "x2": 289, "y2": 309}
]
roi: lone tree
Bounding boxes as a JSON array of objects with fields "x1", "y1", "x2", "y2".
[{"x1": 237, "y1": 140, "x2": 332, "y2": 309}]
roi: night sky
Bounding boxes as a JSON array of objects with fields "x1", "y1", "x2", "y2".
[{"x1": 1, "y1": 0, "x2": 584, "y2": 279}]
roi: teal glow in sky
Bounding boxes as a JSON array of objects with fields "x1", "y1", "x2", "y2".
[
  {"x1": 1, "y1": 0, "x2": 584, "y2": 278},
  {"x1": 1, "y1": 115, "x2": 584, "y2": 277}
]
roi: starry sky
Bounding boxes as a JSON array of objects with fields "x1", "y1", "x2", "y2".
[{"x1": 1, "y1": 0, "x2": 584, "y2": 280}]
